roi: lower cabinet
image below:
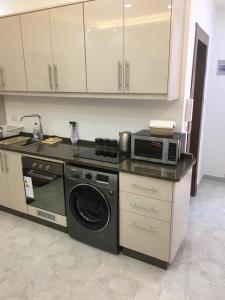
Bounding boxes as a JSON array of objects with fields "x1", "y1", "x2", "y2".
[
  {"x1": 0, "y1": 150, "x2": 27, "y2": 213},
  {"x1": 119, "y1": 170, "x2": 192, "y2": 265}
]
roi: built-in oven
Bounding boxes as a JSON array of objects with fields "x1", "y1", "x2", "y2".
[{"x1": 22, "y1": 156, "x2": 67, "y2": 227}]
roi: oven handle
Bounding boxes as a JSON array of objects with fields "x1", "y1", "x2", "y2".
[{"x1": 27, "y1": 170, "x2": 57, "y2": 181}]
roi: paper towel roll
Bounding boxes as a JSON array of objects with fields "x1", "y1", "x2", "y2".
[{"x1": 149, "y1": 120, "x2": 176, "y2": 130}]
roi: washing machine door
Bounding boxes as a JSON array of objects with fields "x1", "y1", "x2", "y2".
[{"x1": 69, "y1": 184, "x2": 110, "y2": 231}]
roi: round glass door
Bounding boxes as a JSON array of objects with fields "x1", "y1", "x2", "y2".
[{"x1": 69, "y1": 184, "x2": 110, "y2": 231}]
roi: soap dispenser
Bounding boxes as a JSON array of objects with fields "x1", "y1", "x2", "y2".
[{"x1": 69, "y1": 121, "x2": 78, "y2": 145}]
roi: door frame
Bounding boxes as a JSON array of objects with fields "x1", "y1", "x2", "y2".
[{"x1": 189, "y1": 23, "x2": 209, "y2": 196}]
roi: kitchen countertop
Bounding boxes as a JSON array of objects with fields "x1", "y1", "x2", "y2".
[{"x1": 0, "y1": 138, "x2": 195, "y2": 182}]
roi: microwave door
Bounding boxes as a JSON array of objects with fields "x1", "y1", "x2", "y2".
[{"x1": 134, "y1": 139, "x2": 164, "y2": 160}]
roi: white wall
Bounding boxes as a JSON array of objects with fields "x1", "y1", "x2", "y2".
[
  {"x1": 5, "y1": 96, "x2": 183, "y2": 141},
  {"x1": 182, "y1": 0, "x2": 215, "y2": 184},
  {"x1": 201, "y1": 7, "x2": 225, "y2": 178}
]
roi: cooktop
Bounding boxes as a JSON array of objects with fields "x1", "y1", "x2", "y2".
[{"x1": 78, "y1": 147, "x2": 128, "y2": 164}]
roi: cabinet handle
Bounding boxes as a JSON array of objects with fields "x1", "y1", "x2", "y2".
[
  {"x1": 53, "y1": 64, "x2": 59, "y2": 90},
  {"x1": 4, "y1": 153, "x2": 8, "y2": 173},
  {"x1": 125, "y1": 61, "x2": 130, "y2": 91},
  {"x1": 48, "y1": 65, "x2": 53, "y2": 90},
  {"x1": 0, "y1": 152, "x2": 4, "y2": 173},
  {"x1": 131, "y1": 203, "x2": 157, "y2": 212},
  {"x1": 118, "y1": 61, "x2": 123, "y2": 91},
  {"x1": 130, "y1": 183, "x2": 158, "y2": 192},
  {"x1": 0, "y1": 67, "x2": 5, "y2": 89},
  {"x1": 130, "y1": 223, "x2": 157, "y2": 232}
]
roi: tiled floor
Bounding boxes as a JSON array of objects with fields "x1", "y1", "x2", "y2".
[{"x1": 0, "y1": 178, "x2": 225, "y2": 300}]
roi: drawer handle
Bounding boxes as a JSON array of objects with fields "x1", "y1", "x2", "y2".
[
  {"x1": 130, "y1": 223, "x2": 157, "y2": 232},
  {"x1": 130, "y1": 184, "x2": 158, "y2": 192},
  {"x1": 131, "y1": 203, "x2": 157, "y2": 213}
]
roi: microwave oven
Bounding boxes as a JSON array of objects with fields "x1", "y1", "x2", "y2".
[{"x1": 131, "y1": 130, "x2": 186, "y2": 166}]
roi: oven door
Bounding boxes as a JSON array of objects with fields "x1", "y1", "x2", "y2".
[
  {"x1": 23, "y1": 168, "x2": 66, "y2": 216},
  {"x1": 131, "y1": 136, "x2": 169, "y2": 164}
]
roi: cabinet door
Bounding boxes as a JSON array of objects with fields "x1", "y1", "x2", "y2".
[
  {"x1": 50, "y1": 4, "x2": 86, "y2": 92},
  {"x1": 5, "y1": 151, "x2": 27, "y2": 213},
  {"x1": 124, "y1": 0, "x2": 171, "y2": 94},
  {"x1": 84, "y1": 0, "x2": 123, "y2": 93},
  {"x1": 21, "y1": 11, "x2": 54, "y2": 92},
  {"x1": 0, "y1": 151, "x2": 10, "y2": 208},
  {"x1": 0, "y1": 16, "x2": 27, "y2": 91}
]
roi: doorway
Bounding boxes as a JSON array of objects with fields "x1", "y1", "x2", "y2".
[{"x1": 188, "y1": 24, "x2": 209, "y2": 196}]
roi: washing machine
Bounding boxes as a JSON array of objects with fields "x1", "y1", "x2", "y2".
[{"x1": 65, "y1": 164, "x2": 120, "y2": 254}]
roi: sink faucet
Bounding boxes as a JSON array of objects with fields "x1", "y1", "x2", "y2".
[{"x1": 20, "y1": 114, "x2": 44, "y2": 141}]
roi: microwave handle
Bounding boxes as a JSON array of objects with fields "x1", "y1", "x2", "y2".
[{"x1": 27, "y1": 170, "x2": 57, "y2": 182}]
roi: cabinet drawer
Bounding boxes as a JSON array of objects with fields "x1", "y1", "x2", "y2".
[
  {"x1": 120, "y1": 191, "x2": 171, "y2": 222},
  {"x1": 120, "y1": 173, "x2": 173, "y2": 202},
  {"x1": 120, "y1": 211, "x2": 170, "y2": 262}
]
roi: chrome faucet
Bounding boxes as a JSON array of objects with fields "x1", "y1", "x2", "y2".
[{"x1": 20, "y1": 114, "x2": 44, "y2": 141}]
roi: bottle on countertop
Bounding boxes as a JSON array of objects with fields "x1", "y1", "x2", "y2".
[
  {"x1": 33, "y1": 122, "x2": 40, "y2": 139},
  {"x1": 69, "y1": 121, "x2": 79, "y2": 145}
]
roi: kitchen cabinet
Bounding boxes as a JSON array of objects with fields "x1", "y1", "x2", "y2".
[
  {"x1": 0, "y1": 151, "x2": 27, "y2": 213},
  {"x1": 21, "y1": 10, "x2": 54, "y2": 92},
  {"x1": 84, "y1": 0, "x2": 123, "y2": 93},
  {"x1": 119, "y1": 169, "x2": 192, "y2": 266},
  {"x1": 124, "y1": 0, "x2": 171, "y2": 94},
  {"x1": 0, "y1": 16, "x2": 27, "y2": 91},
  {"x1": 49, "y1": 4, "x2": 86, "y2": 92},
  {"x1": 0, "y1": 150, "x2": 10, "y2": 208},
  {"x1": 124, "y1": 0, "x2": 185, "y2": 99}
]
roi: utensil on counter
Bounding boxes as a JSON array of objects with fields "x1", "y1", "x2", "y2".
[{"x1": 119, "y1": 131, "x2": 131, "y2": 154}]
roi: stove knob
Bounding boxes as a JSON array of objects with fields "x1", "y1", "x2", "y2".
[
  {"x1": 39, "y1": 164, "x2": 43, "y2": 169},
  {"x1": 46, "y1": 165, "x2": 50, "y2": 171},
  {"x1": 85, "y1": 173, "x2": 92, "y2": 180},
  {"x1": 32, "y1": 162, "x2": 37, "y2": 168}
]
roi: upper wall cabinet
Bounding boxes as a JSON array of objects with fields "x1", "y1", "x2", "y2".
[
  {"x1": 49, "y1": 4, "x2": 86, "y2": 92},
  {"x1": 124, "y1": 0, "x2": 171, "y2": 94},
  {"x1": 84, "y1": 0, "x2": 123, "y2": 93},
  {"x1": 123, "y1": 0, "x2": 184, "y2": 99},
  {"x1": 21, "y1": 11, "x2": 54, "y2": 92},
  {"x1": 0, "y1": 16, "x2": 27, "y2": 91},
  {"x1": 21, "y1": 5, "x2": 86, "y2": 93}
]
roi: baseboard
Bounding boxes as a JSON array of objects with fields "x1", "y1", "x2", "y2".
[
  {"x1": 203, "y1": 175, "x2": 225, "y2": 182},
  {"x1": 0, "y1": 205, "x2": 68, "y2": 233},
  {"x1": 122, "y1": 248, "x2": 169, "y2": 270}
]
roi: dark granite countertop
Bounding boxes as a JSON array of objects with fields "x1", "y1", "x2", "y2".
[
  {"x1": 0, "y1": 138, "x2": 195, "y2": 182},
  {"x1": 120, "y1": 155, "x2": 195, "y2": 182}
]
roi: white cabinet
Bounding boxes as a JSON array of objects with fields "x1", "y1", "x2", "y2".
[
  {"x1": 0, "y1": 16, "x2": 27, "y2": 91},
  {"x1": 21, "y1": 11, "x2": 53, "y2": 92},
  {"x1": 49, "y1": 4, "x2": 86, "y2": 92},
  {"x1": 0, "y1": 151, "x2": 10, "y2": 208},
  {"x1": 6, "y1": 151, "x2": 27, "y2": 213},
  {"x1": 0, "y1": 151, "x2": 27, "y2": 213},
  {"x1": 124, "y1": 0, "x2": 171, "y2": 94},
  {"x1": 84, "y1": 0, "x2": 123, "y2": 93},
  {"x1": 124, "y1": 0, "x2": 185, "y2": 99},
  {"x1": 119, "y1": 170, "x2": 192, "y2": 264}
]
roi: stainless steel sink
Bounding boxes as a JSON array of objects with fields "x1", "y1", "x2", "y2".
[{"x1": 0, "y1": 136, "x2": 40, "y2": 147}]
